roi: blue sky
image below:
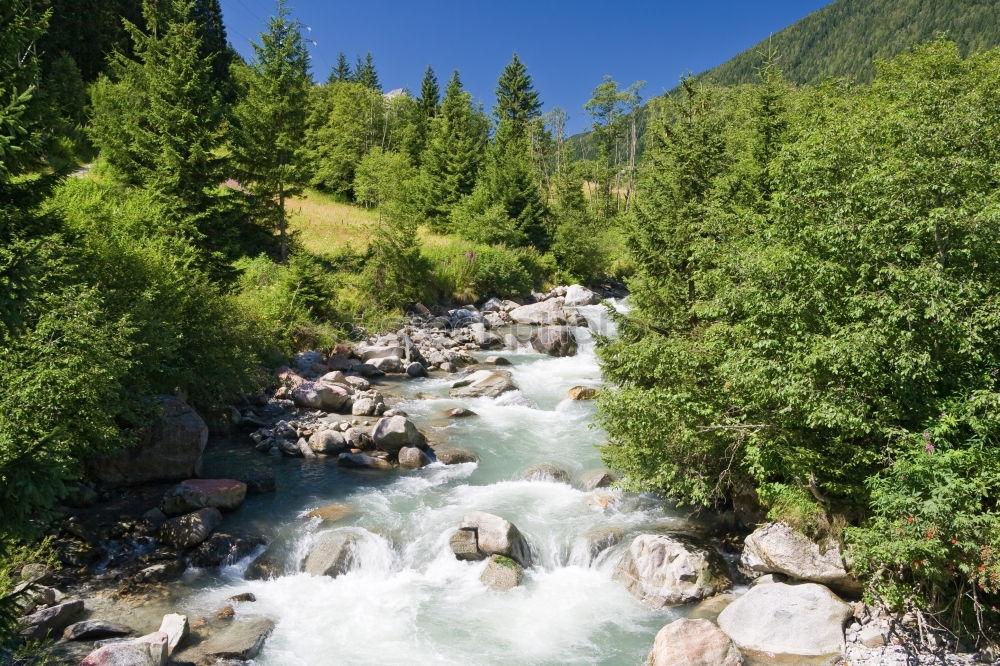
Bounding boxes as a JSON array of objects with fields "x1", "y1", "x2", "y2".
[{"x1": 219, "y1": 0, "x2": 831, "y2": 133}]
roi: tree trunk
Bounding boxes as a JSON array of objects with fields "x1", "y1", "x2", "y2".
[{"x1": 279, "y1": 183, "x2": 287, "y2": 264}]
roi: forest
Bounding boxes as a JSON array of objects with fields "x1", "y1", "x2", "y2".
[{"x1": 1, "y1": 0, "x2": 999, "y2": 658}]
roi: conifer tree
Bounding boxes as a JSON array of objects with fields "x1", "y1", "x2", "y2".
[
  {"x1": 418, "y1": 70, "x2": 488, "y2": 225},
  {"x1": 192, "y1": 0, "x2": 234, "y2": 92},
  {"x1": 230, "y1": 0, "x2": 310, "y2": 264},
  {"x1": 495, "y1": 53, "x2": 541, "y2": 130},
  {"x1": 89, "y1": 0, "x2": 221, "y2": 230},
  {"x1": 329, "y1": 51, "x2": 351, "y2": 83},
  {"x1": 355, "y1": 51, "x2": 380, "y2": 91},
  {"x1": 418, "y1": 65, "x2": 439, "y2": 118}
]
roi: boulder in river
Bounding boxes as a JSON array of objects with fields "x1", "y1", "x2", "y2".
[
  {"x1": 564, "y1": 284, "x2": 601, "y2": 307},
  {"x1": 567, "y1": 386, "x2": 598, "y2": 400},
  {"x1": 303, "y1": 529, "x2": 364, "y2": 578},
  {"x1": 63, "y1": 619, "x2": 134, "y2": 641},
  {"x1": 741, "y1": 522, "x2": 860, "y2": 595},
  {"x1": 161, "y1": 478, "x2": 247, "y2": 515},
  {"x1": 305, "y1": 503, "x2": 355, "y2": 523},
  {"x1": 87, "y1": 395, "x2": 207, "y2": 487},
  {"x1": 647, "y1": 618, "x2": 743, "y2": 666},
  {"x1": 308, "y1": 429, "x2": 348, "y2": 455},
  {"x1": 453, "y1": 512, "x2": 532, "y2": 567},
  {"x1": 433, "y1": 447, "x2": 478, "y2": 465},
  {"x1": 717, "y1": 582, "x2": 852, "y2": 659},
  {"x1": 509, "y1": 298, "x2": 569, "y2": 325},
  {"x1": 371, "y1": 415, "x2": 425, "y2": 453},
  {"x1": 20, "y1": 599, "x2": 84, "y2": 639},
  {"x1": 198, "y1": 616, "x2": 275, "y2": 662},
  {"x1": 449, "y1": 369, "x2": 517, "y2": 399},
  {"x1": 398, "y1": 446, "x2": 431, "y2": 468},
  {"x1": 291, "y1": 381, "x2": 352, "y2": 411},
  {"x1": 158, "y1": 507, "x2": 222, "y2": 549},
  {"x1": 338, "y1": 452, "x2": 394, "y2": 470},
  {"x1": 187, "y1": 532, "x2": 266, "y2": 568},
  {"x1": 572, "y1": 527, "x2": 624, "y2": 566},
  {"x1": 445, "y1": 407, "x2": 477, "y2": 418},
  {"x1": 579, "y1": 469, "x2": 616, "y2": 491},
  {"x1": 480, "y1": 555, "x2": 524, "y2": 591},
  {"x1": 530, "y1": 326, "x2": 578, "y2": 357},
  {"x1": 615, "y1": 534, "x2": 731, "y2": 608},
  {"x1": 523, "y1": 463, "x2": 570, "y2": 483}
]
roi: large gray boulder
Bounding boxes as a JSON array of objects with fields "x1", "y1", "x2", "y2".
[
  {"x1": 717, "y1": 582, "x2": 852, "y2": 659},
  {"x1": 742, "y1": 522, "x2": 860, "y2": 594},
  {"x1": 615, "y1": 534, "x2": 731, "y2": 608},
  {"x1": 647, "y1": 618, "x2": 742, "y2": 666},
  {"x1": 452, "y1": 512, "x2": 532, "y2": 567},
  {"x1": 307, "y1": 429, "x2": 348, "y2": 455},
  {"x1": 161, "y1": 479, "x2": 246, "y2": 515},
  {"x1": 158, "y1": 507, "x2": 222, "y2": 549},
  {"x1": 63, "y1": 619, "x2": 134, "y2": 641},
  {"x1": 564, "y1": 284, "x2": 600, "y2": 307},
  {"x1": 80, "y1": 632, "x2": 169, "y2": 666},
  {"x1": 198, "y1": 616, "x2": 275, "y2": 662},
  {"x1": 371, "y1": 415, "x2": 425, "y2": 453},
  {"x1": 480, "y1": 555, "x2": 523, "y2": 591},
  {"x1": 449, "y1": 370, "x2": 517, "y2": 399},
  {"x1": 291, "y1": 381, "x2": 351, "y2": 411},
  {"x1": 20, "y1": 599, "x2": 84, "y2": 639},
  {"x1": 303, "y1": 529, "x2": 364, "y2": 578},
  {"x1": 530, "y1": 326, "x2": 578, "y2": 357},
  {"x1": 87, "y1": 396, "x2": 207, "y2": 487},
  {"x1": 509, "y1": 298, "x2": 570, "y2": 325}
]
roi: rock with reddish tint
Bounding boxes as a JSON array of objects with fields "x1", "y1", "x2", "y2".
[
  {"x1": 158, "y1": 508, "x2": 222, "y2": 549},
  {"x1": 161, "y1": 479, "x2": 247, "y2": 515},
  {"x1": 567, "y1": 385, "x2": 598, "y2": 400},
  {"x1": 87, "y1": 396, "x2": 208, "y2": 487},
  {"x1": 647, "y1": 618, "x2": 743, "y2": 666},
  {"x1": 305, "y1": 503, "x2": 355, "y2": 523},
  {"x1": 20, "y1": 599, "x2": 84, "y2": 639},
  {"x1": 80, "y1": 633, "x2": 168, "y2": 666}
]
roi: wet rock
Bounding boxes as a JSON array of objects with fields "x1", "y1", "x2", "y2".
[
  {"x1": 688, "y1": 593, "x2": 739, "y2": 622},
  {"x1": 433, "y1": 447, "x2": 478, "y2": 465},
  {"x1": 530, "y1": 326, "x2": 578, "y2": 357},
  {"x1": 216, "y1": 605, "x2": 235, "y2": 620},
  {"x1": 337, "y1": 452, "x2": 393, "y2": 470},
  {"x1": 398, "y1": 446, "x2": 431, "y2": 468},
  {"x1": 158, "y1": 508, "x2": 222, "y2": 549},
  {"x1": 133, "y1": 560, "x2": 185, "y2": 584},
  {"x1": 615, "y1": 534, "x2": 731, "y2": 608},
  {"x1": 63, "y1": 619, "x2": 134, "y2": 641},
  {"x1": 579, "y1": 469, "x2": 615, "y2": 491},
  {"x1": 483, "y1": 355, "x2": 511, "y2": 366},
  {"x1": 228, "y1": 592, "x2": 256, "y2": 603},
  {"x1": 80, "y1": 632, "x2": 168, "y2": 666},
  {"x1": 305, "y1": 503, "x2": 355, "y2": 523},
  {"x1": 457, "y1": 512, "x2": 532, "y2": 567},
  {"x1": 371, "y1": 415, "x2": 425, "y2": 453},
  {"x1": 88, "y1": 395, "x2": 208, "y2": 487},
  {"x1": 445, "y1": 407, "x2": 477, "y2": 418},
  {"x1": 406, "y1": 361, "x2": 428, "y2": 377},
  {"x1": 242, "y1": 470, "x2": 276, "y2": 494},
  {"x1": 449, "y1": 528, "x2": 482, "y2": 561},
  {"x1": 567, "y1": 386, "x2": 598, "y2": 400},
  {"x1": 647, "y1": 618, "x2": 742, "y2": 666},
  {"x1": 741, "y1": 522, "x2": 860, "y2": 595},
  {"x1": 161, "y1": 479, "x2": 247, "y2": 515},
  {"x1": 523, "y1": 463, "x2": 570, "y2": 483},
  {"x1": 449, "y1": 369, "x2": 517, "y2": 399},
  {"x1": 187, "y1": 533, "x2": 265, "y2": 568},
  {"x1": 198, "y1": 616, "x2": 275, "y2": 662},
  {"x1": 509, "y1": 298, "x2": 569, "y2": 325},
  {"x1": 303, "y1": 530, "x2": 364, "y2": 578},
  {"x1": 564, "y1": 284, "x2": 600, "y2": 307},
  {"x1": 718, "y1": 582, "x2": 852, "y2": 659},
  {"x1": 244, "y1": 548, "x2": 283, "y2": 581},
  {"x1": 480, "y1": 555, "x2": 523, "y2": 591},
  {"x1": 573, "y1": 527, "x2": 624, "y2": 565},
  {"x1": 308, "y1": 429, "x2": 347, "y2": 455},
  {"x1": 20, "y1": 599, "x2": 84, "y2": 639},
  {"x1": 159, "y1": 613, "x2": 188, "y2": 655}
]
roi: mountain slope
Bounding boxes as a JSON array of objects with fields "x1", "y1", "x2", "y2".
[{"x1": 701, "y1": 0, "x2": 1000, "y2": 86}]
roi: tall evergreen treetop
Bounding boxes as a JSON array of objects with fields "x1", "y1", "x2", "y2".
[
  {"x1": 330, "y1": 51, "x2": 351, "y2": 83},
  {"x1": 355, "y1": 51, "x2": 380, "y2": 91},
  {"x1": 192, "y1": 0, "x2": 233, "y2": 90},
  {"x1": 495, "y1": 53, "x2": 541, "y2": 128},
  {"x1": 419, "y1": 65, "x2": 439, "y2": 118}
]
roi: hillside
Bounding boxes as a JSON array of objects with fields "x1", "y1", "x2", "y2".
[{"x1": 701, "y1": 0, "x2": 1000, "y2": 85}]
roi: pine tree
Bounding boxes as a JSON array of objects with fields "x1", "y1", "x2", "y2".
[
  {"x1": 89, "y1": 0, "x2": 222, "y2": 230},
  {"x1": 230, "y1": 0, "x2": 310, "y2": 264},
  {"x1": 329, "y1": 51, "x2": 351, "y2": 83},
  {"x1": 495, "y1": 53, "x2": 541, "y2": 130},
  {"x1": 355, "y1": 51, "x2": 379, "y2": 91},
  {"x1": 418, "y1": 70, "x2": 488, "y2": 226},
  {"x1": 418, "y1": 65, "x2": 439, "y2": 118},
  {"x1": 192, "y1": 0, "x2": 233, "y2": 92}
]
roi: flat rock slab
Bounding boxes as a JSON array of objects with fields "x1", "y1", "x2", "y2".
[
  {"x1": 20, "y1": 599, "x2": 84, "y2": 639},
  {"x1": 198, "y1": 617, "x2": 275, "y2": 661},
  {"x1": 305, "y1": 503, "x2": 355, "y2": 523},
  {"x1": 63, "y1": 619, "x2": 134, "y2": 641},
  {"x1": 717, "y1": 582, "x2": 852, "y2": 659},
  {"x1": 449, "y1": 370, "x2": 517, "y2": 399},
  {"x1": 161, "y1": 478, "x2": 246, "y2": 515}
]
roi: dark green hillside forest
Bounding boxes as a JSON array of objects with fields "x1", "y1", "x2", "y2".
[
  {"x1": 704, "y1": 0, "x2": 1000, "y2": 85},
  {"x1": 1, "y1": 0, "x2": 999, "y2": 656}
]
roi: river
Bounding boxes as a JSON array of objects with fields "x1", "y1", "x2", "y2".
[{"x1": 176, "y1": 301, "x2": 694, "y2": 665}]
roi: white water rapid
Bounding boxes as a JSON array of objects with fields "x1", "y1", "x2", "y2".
[{"x1": 186, "y1": 300, "x2": 693, "y2": 665}]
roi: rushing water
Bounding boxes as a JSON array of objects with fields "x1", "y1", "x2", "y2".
[{"x1": 184, "y1": 301, "x2": 695, "y2": 665}]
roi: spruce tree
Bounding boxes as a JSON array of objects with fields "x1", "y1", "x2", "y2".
[
  {"x1": 418, "y1": 65, "x2": 439, "y2": 118},
  {"x1": 418, "y1": 70, "x2": 488, "y2": 225},
  {"x1": 89, "y1": 0, "x2": 221, "y2": 231},
  {"x1": 495, "y1": 53, "x2": 541, "y2": 130},
  {"x1": 230, "y1": 0, "x2": 310, "y2": 264},
  {"x1": 329, "y1": 51, "x2": 351, "y2": 83},
  {"x1": 355, "y1": 51, "x2": 380, "y2": 91},
  {"x1": 192, "y1": 0, "x2": 233, "y2": 92}
]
